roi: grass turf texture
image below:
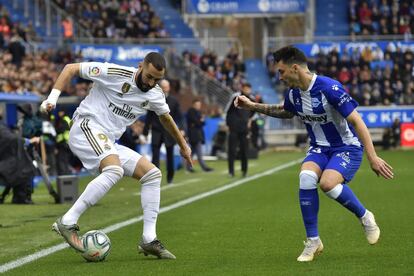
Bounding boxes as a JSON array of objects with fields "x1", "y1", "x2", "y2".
[{"x1": 1, "y1": 150, "x2": 413, "y2": 275}]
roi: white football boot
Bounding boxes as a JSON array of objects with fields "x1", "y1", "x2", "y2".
[
  {"x1": 297, "y1": 238, "x2": 324, "y2": 262},
  {"x1": 360, "y1": 210, "x2": 380, "y2": 245}
]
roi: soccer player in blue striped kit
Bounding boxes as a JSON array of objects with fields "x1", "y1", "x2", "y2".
[{"x1": 234, "y1": 46, "x2": 394, "y2": 262}]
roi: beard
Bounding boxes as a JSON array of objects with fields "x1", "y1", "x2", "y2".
[{"x1": 136, "y1": 72, "x2": 152, "y2": 92}]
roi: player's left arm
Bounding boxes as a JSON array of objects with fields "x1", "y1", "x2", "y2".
[
  {"x1": 159, "y1": 112, "x2": 193, "y2": 167},
  {"x1": 346, "y1": 110, "x2": 394, "y2": 179}
]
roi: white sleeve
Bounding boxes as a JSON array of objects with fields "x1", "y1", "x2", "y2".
[
  {"x1": 149, "y1": 86, "x2": 170, "y2": 116},
  {"x1": 79, "y1": 62, "x2": 109, "y2": 84}
]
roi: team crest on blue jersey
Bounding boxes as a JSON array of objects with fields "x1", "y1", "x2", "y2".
[
  {"x1": 122, "y1": 83, "x2": 131, "y2": 93},
  {"x1": 332, "y1": 84, "x2": 339, "y2": 91},
  {"x1": 295, "y1": 98, "x2": 301, "y2": 105},
  {"x1": 311, "y1": 98, "x2": 321, "y2": 108}
]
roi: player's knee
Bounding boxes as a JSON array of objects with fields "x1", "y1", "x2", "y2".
[
  {"x1": 102, "y1": 165, "x2": 124, "y2": 183},
  {"x1": 299, "y1": 170, "x2": 318, "y2": 190},
  {"x1": 140, "y1": 167, "x2": 162, "y2": 186},
  {"x1": 319, "y1": 178, "x2": 337, "y2": 192}
]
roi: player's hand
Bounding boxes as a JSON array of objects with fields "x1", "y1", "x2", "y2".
[
  {"x1": 39, "y1": 100, "x2": 55, "y2": 113},
  {"x1": 369, "y1": 156, "x2": 394, "y2": 179},
  {"x1": 180, "y1": 145, "x2": 193, "y2": 168},
  {"x1": 234, "y1": 95, "x2": 253, "y2": 109},
  {"x1": 29, "y1": 137, "x2": 41, "y2": 144}
]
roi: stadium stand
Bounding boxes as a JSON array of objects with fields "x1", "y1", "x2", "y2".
[
  {"x1": 183, "y1": 47, "x2": 247, "y2": 93},
  {"x1": 53, "y1": 0, "x2": 168, "y2": 39},
  {"x1": 316, "y1": 0, "x2": 349, "y2": 36},
  {"x1": 0, "y1": 48, "x2": 84, "y2": 96},
  {"x1": 267, "y1": 45, "x2": 414, "y2": 106},
  {"x1": 349, "y1": 0, "x2": 414, "y2": 37}
]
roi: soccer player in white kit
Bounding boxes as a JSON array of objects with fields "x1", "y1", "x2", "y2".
[
  {"x1": 234, "y1": 46, "x2": 394, "y2": 262},
  {"x1": 40, "y1": 52, "x2": 192, "y2": 259}
]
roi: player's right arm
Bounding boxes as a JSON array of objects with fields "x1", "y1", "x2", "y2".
[
  {"x1": 234, "y1": 95, "x2": 294, "y2": 119},
  {"x1": 40, "y1": 63, "x2": 80, "y2": 113}
]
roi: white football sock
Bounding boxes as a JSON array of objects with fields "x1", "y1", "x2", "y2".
[
  {"x1": 140, "y1": 167, "x2": 162, "y2": 243},
  {"x1": 62, "y1": 165, "x2": 124, "y2": 225}
]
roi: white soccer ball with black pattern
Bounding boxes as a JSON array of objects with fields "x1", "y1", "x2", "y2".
[{"x1": 81, "y1": 230, "x2": 111, "y2": 262}]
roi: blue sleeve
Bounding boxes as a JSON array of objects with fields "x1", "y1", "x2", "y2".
[
  {"x1": 24, "y1": 138, "x2": 30, "y2": 147},
  {"x1": 283, "y1": 91, "x2": 297, "y2": 114},
  {"x1": 322, "y1": 82, "x2": 358, "y2": 118}
]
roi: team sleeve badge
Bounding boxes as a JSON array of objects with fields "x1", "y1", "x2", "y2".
[{"x1": 89, "y1": 66, "x2": 101, "y2": 77}]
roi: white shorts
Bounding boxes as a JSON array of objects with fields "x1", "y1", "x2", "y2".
[{"x1": 68, "y1": 116, "x2": 142, "y2": 175}]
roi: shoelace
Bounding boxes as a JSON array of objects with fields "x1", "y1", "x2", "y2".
[
  {"x1": 65, "y1": 224, "x2": 80, "y2": 231},
  {"x1": 361, "y1": 216, "x2": 377, "y2": 231},
  {"x1": 301, "y1": 240, "x2": 318, "y2": 256},
  {"x1": 151, "y1": 240, "x2": 165, "y2": 250}
]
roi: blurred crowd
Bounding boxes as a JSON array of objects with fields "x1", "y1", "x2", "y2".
[
  {"x1": 53, "y1": 0, "x2": 168, "y2": 39},
  {"x1": 182, "y1": 48, "x2": 247, "y2": 92},
  {"x1": 268, "y1": 45, "x2": 414, "y2": 106},
  {"x1": 0, "y1": 5, "x2": 37, "y2": 46},
  {"x1": 0, "y1": 47, "x2": 88, "y2": 97},
  {"x1": 349, "y1": 0, "x2": 414, "y2": 37}
]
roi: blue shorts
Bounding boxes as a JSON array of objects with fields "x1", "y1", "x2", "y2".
[{"x1": 303, "y1": 145, "x2": 363, "y2": 183}]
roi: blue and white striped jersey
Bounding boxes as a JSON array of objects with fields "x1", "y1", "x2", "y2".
[{"x1": 283, "y1": 74, "x2": 361, "y2": 148}]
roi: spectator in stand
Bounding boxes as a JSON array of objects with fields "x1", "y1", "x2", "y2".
[
  {"x1": 0, "y1": 48, "x2": 82, "y2": 96},
  {"x1": 53, "y1": 0, "x2": 168, "y2": 39},
  {"x1": 0, "y1": 16, "x2": 11, "y2": 41},
  {"x1": 267, "y1": 42, "x2": 414, "y2": 107},
  {"x1": 8, "y1": 30, "x2": 25, "y2": 67},
  {"x1": 351, "y1": 0, "x2": 414, "y2": 36},
  {"x1": 61, "y1": 17, "x2": 74, "y2": 42}
]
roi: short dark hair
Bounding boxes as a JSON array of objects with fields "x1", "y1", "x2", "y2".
[
  {"x1": 144, "y1": 52, "x2": 166, "y2": 71},
  {"x1": 273, "y1": 46, "x2": 307, "y2": 65},
  {"x1": 242, "y1": 83, "x2": 252, "y2": 88}
]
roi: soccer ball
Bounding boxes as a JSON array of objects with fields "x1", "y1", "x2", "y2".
[{"x1": 80, "y1": 230, "x2": 111, "y2": 262}]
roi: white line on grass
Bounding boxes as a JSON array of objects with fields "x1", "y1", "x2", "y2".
[
  {"x1": 132, "y1": 178, "x2": 201, "y2": 196},
  {"x1": 0, "y1": 158, "x2": 301, "y2": 274}
]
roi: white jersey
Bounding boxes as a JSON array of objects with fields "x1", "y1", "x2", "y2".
[{"x1": 74, "y1": 62, "x2": 170, "y2": 140}]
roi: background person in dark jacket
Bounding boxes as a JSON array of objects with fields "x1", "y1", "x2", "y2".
[
  {"x1": 0, "y1": 106, "x2": 39, "y2": 204},
  {"x1": 54, "y1": 109, "x2": 72, "y2": 175},
  {"x1": 186, "y1": 99, "x2": 213, "y2": 172},
  {"x1": 225, "y1": 83, "x2": 254, "y2": 177},
  {"x1": 143, "y1": 79, "x2": 184, "y2": 184}
]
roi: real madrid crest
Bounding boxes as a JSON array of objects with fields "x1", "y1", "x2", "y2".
[
  {"x1": 122, "y1": 82, "x2": 131, "y2": 94},
  {"x1": 141, "y1": 100, "x2": 149, "y2": 108}
]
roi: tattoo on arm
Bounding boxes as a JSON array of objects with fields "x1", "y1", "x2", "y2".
[{"x1": 252, "y1": 103, "x2": 294, "y2": 118}]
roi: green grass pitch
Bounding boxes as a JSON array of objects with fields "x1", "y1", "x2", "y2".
[{"x1": 1, "y1": 150, "x2": 413, "y2": 275}]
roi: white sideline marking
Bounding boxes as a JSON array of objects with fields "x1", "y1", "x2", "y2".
[
  {"x1": 0, "y1": 159, "x2": 301, "y2": 273},
  {"x1": 132, "y1": 178, "x2": 201, "y2": 196}
]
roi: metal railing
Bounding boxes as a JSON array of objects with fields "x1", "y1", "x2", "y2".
[
  {"x1": 11, "y1": 0, "x2": 92, "y2": 44},
  {"x1": 165, "y1": 49, "x2": 234, "y2": 109}
]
